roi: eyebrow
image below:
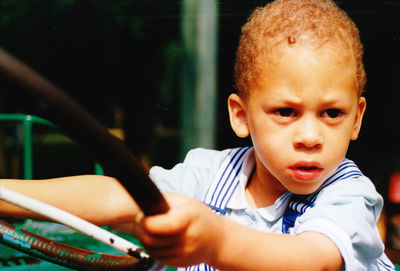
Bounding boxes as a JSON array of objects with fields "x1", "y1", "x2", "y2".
[
  {"x1": 266, "y1": 93, "x2": 352, "y2": 108},
  {"x1": 265, "y1": 93, "x2": 302, "y2": 105}
]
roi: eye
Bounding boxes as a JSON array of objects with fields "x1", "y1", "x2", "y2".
[
  {"x1": 322, "y1": 109, "x2": 343, "y2": 119},
  {"x1": 274, "y1": 108, "x2": 296, "y2": 117}
]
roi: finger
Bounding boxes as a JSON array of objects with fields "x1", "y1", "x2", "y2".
[
  {"x1": 139, "y1": 232, "x2": 182, "y2": 250},
  {"x1": 147, "y1": 249, "x2": 184, "y2": 267},
  {"x1": 145, "y1": 244, "x2": 203, "y2": 268},
  {"x1": 131, "y1": 211, "x2": 145, "y2": 237},
  {"x1": 142, "y1": 207, "x2": 192, "y2": 235}
]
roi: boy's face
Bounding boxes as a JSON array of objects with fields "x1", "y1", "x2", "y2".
[{"x1": 228, "y1": 45, "x2": 366, "y2": 195}]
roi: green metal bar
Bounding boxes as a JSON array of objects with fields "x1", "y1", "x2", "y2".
[
  {"x1": 0, "y1": 113, "x2": 54, "y2": 127},
  {"x1": 94, "y1": 163, "x2": 105, "y2": 175},
  {"x1": 23, "y1": 116, "x2": 33, "y2": 180},
  {"x1": 0, "y1": 113, "x2": 106, "y2": 178},
  {"x1": 0, "y1": 114, "x2": 55, "y2": 179}
]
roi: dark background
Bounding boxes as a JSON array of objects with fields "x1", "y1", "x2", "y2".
[{"x1": 0, "y1": 0, "x2": 399, "y2": 198}]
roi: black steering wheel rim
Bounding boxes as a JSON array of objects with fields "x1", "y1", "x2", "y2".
[{"x1": 0, "y1": 47, "x2": 169, "y2": 270}]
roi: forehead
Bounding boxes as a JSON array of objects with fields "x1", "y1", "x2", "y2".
[{"x1": 251, "y1": 45, "x2": 359, "y2": 100}]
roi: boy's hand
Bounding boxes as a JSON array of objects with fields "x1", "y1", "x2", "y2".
[{"x1": 134, "y1": 193, "x2": 225, "y2": 267}]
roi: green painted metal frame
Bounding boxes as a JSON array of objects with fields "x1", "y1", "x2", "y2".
[
  {"x1": 0, "y1": 113, "x2": 54, "y2": 180},
  {"x1": 0, "y1": 113, "x2": 104, "y2": 179}
]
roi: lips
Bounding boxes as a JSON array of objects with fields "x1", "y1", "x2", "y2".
[{"x1": 290, "y1": 162, "x2": 323, "y2": 181}]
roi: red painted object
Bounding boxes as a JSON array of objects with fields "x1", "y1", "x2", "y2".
[{"x1": 389, "y1": 173, "x2": 400, "y2": 204}]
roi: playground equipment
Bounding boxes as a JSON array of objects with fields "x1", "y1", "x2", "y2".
[
  {"x1": 0, "y1": 113, "x2": 157, "y2": 270},
  {"x1": 0, "y1": 47, "x2": 169, "y2": 269}
]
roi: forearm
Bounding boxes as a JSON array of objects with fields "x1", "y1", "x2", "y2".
[
  {"x1": 0, "y1": 175, "x2": 140, "y2": 225},
  {"x1": 137, "y1": 193, "x2": 343, "y2": 270},
  {"x1": 209, "y1": 216, "x2": 343, "y2": 271}
]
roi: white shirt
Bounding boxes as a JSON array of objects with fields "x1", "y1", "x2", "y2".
[{"x1": 150, "y1": 147, "x2": 395, "y2": 271}]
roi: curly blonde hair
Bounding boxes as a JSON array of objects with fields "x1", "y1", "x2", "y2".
[{"x1": 234, "y1": 0, "x2": 365, "y2": 98}]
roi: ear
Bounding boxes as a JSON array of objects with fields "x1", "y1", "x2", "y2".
[
  {"x1": 351, "y1": 96, "x2": 367, "y2": 141},
  {"x1": 227, "y1": 94, "x2": 250, "y2": 138}
]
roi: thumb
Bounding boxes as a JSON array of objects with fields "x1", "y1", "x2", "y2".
[{"x1": 142, "y1": 193, "x2": 194, "y2": 235}]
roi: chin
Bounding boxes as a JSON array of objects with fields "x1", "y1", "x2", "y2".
[{"x1": 287, "y1": 184, "x2": 321, "y2": 195}]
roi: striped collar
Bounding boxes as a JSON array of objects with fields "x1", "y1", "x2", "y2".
[
  {"x1": 205, "y1": 147, "x2": 363, "y2": 222},
  {"x1": 204, "y1": 147, "x2": 288, "y2": 221},
  {"x1": 225, "y1": 149, "x2": 290, "y2": 221}
]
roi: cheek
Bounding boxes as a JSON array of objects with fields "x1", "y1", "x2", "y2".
[
  {"x1": 331, "y1": 120, "x2": 355, "y2": 145},
  {"x1": 250, "y1": 128, "x2": 290, "y2": 165},
  {"x1": 323, "y1": 128, "x2": 351, "y2": 164},
  {"x1": 333, "y1": 137, "x2": 351, "y2": 157},
  {"x1": 249, "y1": 116, "x2": 291, "y2": 153}
]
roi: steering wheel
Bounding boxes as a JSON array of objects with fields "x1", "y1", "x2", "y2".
[{"x1": 0, "y1": 47, "x2": 169, "y2": 270}]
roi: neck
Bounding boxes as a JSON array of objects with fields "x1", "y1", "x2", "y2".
[{"x1": 245, "y1": 167, "x2": 287, "y2": 209}]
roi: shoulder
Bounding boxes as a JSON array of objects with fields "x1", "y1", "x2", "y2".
[
  {"x1": 310, "y1": 158, "x2": 382, "y2": 207},
  {"x1": 308, "y1": 159, "x2": 383, "y2": 227},
  {"x1": 181, "y1": 147, "x2": 233, "y2": 168},
  {"x1": 317, "y1": 168, "x2": 383, "y2": 211},
  {"x1": 149, "y1": 147, "x2": 243, "y2": 200},
  {"x1": 294, "y1": 159, "x2": 385, "y2": 269}
]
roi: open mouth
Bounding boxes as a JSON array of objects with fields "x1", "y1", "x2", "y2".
[
  {"x1": 290, "y1": 163, "x2": 323, "y2": 181},
  {"x1": 297, "y1": 166, "x2": 318, "y2": 171}
]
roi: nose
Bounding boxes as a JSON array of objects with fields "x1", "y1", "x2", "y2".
[{"x1": 293, "y1": 115, "x2": 323, "y2": 149}]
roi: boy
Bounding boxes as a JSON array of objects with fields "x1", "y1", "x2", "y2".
[
  {"x1": 0, "y1": 0, "x2": 396, "y2": 270},
  {"x1": 134, "y1": 0, "x2": 394, "y2": 270}
]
